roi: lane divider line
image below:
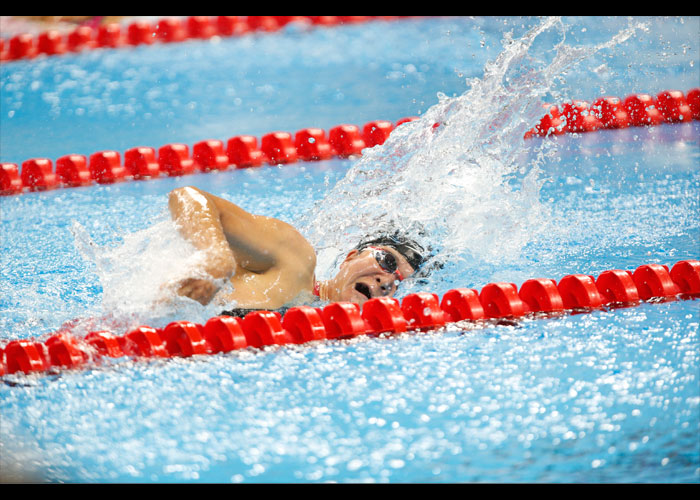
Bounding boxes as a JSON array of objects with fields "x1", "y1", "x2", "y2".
[
  {"x1": 2, "y1": 88, "x2": 698, "y2": 197},
  {"x1": 0, "y1": 118, "x2": 417, "y2": 195},
  {"x1": 525, "y1": 88, "x2": 699, "y2": 137},
  {"x1": 0, "y1": 16, "x2": 410, "y2": 62},
  {"x1": 1, "y1": 259, "x2": 697, "y2": 376}
]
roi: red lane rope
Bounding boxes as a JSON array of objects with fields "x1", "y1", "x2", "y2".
[
  {"x1": 0, "y1": 117, "x2": 418, "y2": 195},
  {"x1": 2, "y1": 88, "x2": 698, "y2": 196},
  {"x1": 525, "y1": 89, "x2": 700, "y2": 137},
  {"x1": 0, "y1": 16, "x2": 406, "y2": 63},
  {"x1": 1, "y1": 259, "x2": 698, "y2": 376}
]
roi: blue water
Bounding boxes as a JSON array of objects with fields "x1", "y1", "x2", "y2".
[{"x1": 1, "y1": 16, "x2": 699, "y2": 483}]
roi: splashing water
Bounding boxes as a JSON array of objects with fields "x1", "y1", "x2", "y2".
[
  {"x1": 71, "y1": 17, "x2": 649, "y2": 319},
  {"x1": 302, "y1": 17, "x2": 648, "y2": 283},
  {"x1": 71, "y1": 218, "x2": 231, "y2": 328}
]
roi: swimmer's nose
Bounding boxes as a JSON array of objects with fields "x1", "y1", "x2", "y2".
[{"x1": 375, "y1": 275, "x2": 397, "y2": 296}]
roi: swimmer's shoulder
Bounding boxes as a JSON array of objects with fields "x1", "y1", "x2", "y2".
[{"x1": 270, "y1": 220, "x2": 317, "y2": 274}]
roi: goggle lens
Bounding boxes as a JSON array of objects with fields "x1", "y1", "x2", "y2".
[{"x1": 369, "y1": 247, "x2": 403, "y2": 281}]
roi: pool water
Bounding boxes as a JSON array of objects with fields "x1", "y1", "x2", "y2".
[{"x1": 1, "y1": 16, "x2": 699, "y2": 483}]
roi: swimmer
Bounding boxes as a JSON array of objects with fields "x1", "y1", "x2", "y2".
[{"x1": 167, "y1": 186, "x2": 427, "y2": 311}]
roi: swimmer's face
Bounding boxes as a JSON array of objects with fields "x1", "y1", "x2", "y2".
[{"x1": 329, "y1": 246, "x2": 415, "y2": 306}]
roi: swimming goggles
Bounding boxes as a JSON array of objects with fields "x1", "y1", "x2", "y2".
[{"x1": 368, "y1": 246, "x2": 404, "y2": 281}]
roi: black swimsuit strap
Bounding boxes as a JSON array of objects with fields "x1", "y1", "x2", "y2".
[{"x1": 220, "y1": 306, "x2": 291, "y2": 318}]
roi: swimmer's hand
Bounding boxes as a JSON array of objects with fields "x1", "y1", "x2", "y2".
[{"x1": 175, "y1": 277, "x2": 220, "y2": 305}]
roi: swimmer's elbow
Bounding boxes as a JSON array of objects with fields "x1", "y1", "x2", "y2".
[
  {"x1": 169, "y1": 186, "x2": 188, "y2": 197},
  {"x1": 169, "y1": 186, "x2": 214, "y2": 214},
  {"x1": 168, "y1": 186, "x2": 188, "y2": 208},
  {"x1": 169, "y1": 185, "x2": 202, "y2": 202}
]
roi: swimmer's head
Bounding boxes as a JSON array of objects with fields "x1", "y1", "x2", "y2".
[
  {"x1": 321, "y1": 230, "x2": 431, "y2": 306},
  {"x1": 353, "y1": 232, "x2": 428, "y2": 272}
]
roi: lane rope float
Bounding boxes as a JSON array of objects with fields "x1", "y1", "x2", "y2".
[
  {"x1": 1, "y1": 259, "x2": 697, "y2": 376},
  {"x1": 0, "y1": 16, "x2": 409, "y2": 63},
  {"x1": 0, "y1": 117, "x2": 417, "y2": 195},
  {"x1": 525, "y1": 89, "x2": 699, "y2": 137},
  {"x1": 2, "y1": 88, "x2": 699, "y2": 196}
]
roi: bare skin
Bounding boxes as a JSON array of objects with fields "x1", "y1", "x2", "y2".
[{"x1": 167, "y1": 186, "x2": 415, "y2": 309}]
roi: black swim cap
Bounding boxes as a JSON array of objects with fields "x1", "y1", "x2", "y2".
[{"x1": 355, "y1": 231, "x2": 427, "y2": 272}]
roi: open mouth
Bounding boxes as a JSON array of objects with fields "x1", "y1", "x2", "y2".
[{"x1": 354, "y1": 282, "x2": 372, "y2": 300}]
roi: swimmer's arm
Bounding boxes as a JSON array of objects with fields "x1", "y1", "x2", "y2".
[
  {"x1": 168, "y1": 186, "x2": 237, "y2": 279},
  {"x1": 206, "y1": 190, "x2": 315, "y2": 274},
  {"x1": 169, "y1": 186, "x2": 313, "y2": 275}
]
